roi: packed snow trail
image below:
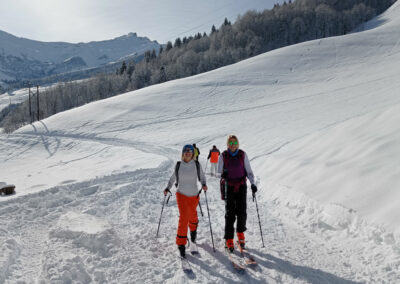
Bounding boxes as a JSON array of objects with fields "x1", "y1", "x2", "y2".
[{"x1": 1, "y1": 151, "x2": 398, "y2": 283}]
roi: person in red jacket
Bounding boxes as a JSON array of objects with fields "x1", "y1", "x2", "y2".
[{"x1": 207, "y1": 145, "x2": 220, "y2": 177}]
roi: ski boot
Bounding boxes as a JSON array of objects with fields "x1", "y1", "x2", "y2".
[
  {"x1": 178, "y1": 245, "x2": 186, "y2": 258},
  {"x1": 225, "y1": 239, "x2": 234, "y2": 253}
]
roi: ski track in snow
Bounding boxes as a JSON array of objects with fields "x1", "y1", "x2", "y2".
[
  {"x1": 1, "y1": 83, "x2": 400, "y2": 282},
  {"x1": 1, "y1": 81, "x2": 400, "y2": 283},
  {"x1": 1, "y1": 153, "x2": 399, "y2": 283}
]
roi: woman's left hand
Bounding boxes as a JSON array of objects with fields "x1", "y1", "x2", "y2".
[{"x1": 202, "y1": 185, "x2": 208, "y2": 191}]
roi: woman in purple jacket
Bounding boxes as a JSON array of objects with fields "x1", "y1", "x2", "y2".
[{"x1": 218, "y1": 135, "x2": 257, "y2": 252}]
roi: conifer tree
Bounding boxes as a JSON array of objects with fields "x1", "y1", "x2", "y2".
[
  {"x1": 165, "y1": 41, "x2": 173, "y2": 51},
  {"x1": 119, "y1": 61, "x2": 127, "y2": 75},
  {"x1": 174, "y1": 37, "x2": 182, "y2": 48}
]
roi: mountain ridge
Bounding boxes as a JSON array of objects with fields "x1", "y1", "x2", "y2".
[{"x1": 0, "y1": 30, "x2": 160, "y2": 87}]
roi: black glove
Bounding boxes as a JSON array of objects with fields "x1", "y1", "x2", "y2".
[
  {"x1": 251, "y1": 184, "x2": 257, "y2": 194},
  {"x1": 164, "y1": 188, "x2": 171, "y2": 196}
]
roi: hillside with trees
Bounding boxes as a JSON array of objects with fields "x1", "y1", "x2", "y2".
[{"x1": 1, "y1": 0, "x2": 396, "y2": 133}]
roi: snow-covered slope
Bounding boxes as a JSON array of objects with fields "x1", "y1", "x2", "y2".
[
  {"x1": 0, "y1": 86, "x2": 53, "y2": 113},
  {"x1": 0, "y1": 30, "x2": 159, "y2": 84},
  {"x1": 0, "y1": 2, "x2": 400, "y2": 283}
]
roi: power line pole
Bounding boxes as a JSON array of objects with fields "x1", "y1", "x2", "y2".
[
  {"x1": 29, "y1": 86, "x2": 32, "y2": 123},
  {"x1": 36, "y1": 85, "x2": 40, "y2": 121}
]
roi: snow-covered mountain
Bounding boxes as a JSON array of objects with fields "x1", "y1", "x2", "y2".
[
  {"x1": 0, "y1": 2, "x2": 400, "y2": 283},
  {"x1": 0, "y1": 30, "x2": 160, "y2": 86}
]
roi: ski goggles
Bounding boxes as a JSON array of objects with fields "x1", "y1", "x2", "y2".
[{"x1": 182, "y1": 144, "x2": 194, "y2": 153}]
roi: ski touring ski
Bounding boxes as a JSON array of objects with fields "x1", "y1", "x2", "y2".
[
  {"x1": 236, "y1": 241, "x2": 257, "y2": 266},
  {"x1": 180, "y1": 256, "x2": 193, "y2": 274},
  {"x1": 190, "y1": 242, "x2": 200, "y2": 255},
  {"x1": 225, "y1": 247, "x2": 246, "y2": 273}
]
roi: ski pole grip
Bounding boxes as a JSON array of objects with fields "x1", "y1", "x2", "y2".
[{"x1": 166, "y1": 192, "x2": 172, "y2": 204}]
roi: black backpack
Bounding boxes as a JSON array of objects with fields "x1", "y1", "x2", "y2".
[{"x1": 175, "y1": 160, "x2": 201, "y2": 187}]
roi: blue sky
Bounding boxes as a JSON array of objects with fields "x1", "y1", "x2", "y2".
[{"x1": 0, "y1": 0, "x2": 283, "y2": 43}]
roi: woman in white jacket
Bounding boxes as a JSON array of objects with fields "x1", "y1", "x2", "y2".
[{"x1": 164, "y1": 144, "x2": 208, "y2": 258}]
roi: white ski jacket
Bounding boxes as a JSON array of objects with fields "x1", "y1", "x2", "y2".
[{"x1": 167, "y1": 160, "x2": 207, "y2": 197}]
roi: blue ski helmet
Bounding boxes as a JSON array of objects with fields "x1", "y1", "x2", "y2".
[{"x1": 182, "y1": 144, "x2": 194, "y2": 153}]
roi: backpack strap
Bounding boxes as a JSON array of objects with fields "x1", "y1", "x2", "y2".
[
  {"x1": 195, "y1": 160, "x2": 201, "y2": 182},
  {"x1": 238, "y1": 150, "x2": 245, "y2": 169},
  {"x1": 175, "y1": 160, "x2": 201, "y2": 188},
  {"x1": 174, "y1": 161, "x2": 181, "y2": 187},
  {"x1": 222, "y1": 151, "x2": 229, "y2": 177},
  {"x1": 239, "y1": 150, "x2": 247, "y2": 176}
]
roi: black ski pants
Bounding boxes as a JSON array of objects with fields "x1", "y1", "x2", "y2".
[{"x1": 224, "y1": 184, "x2": 247, "y2": 240}]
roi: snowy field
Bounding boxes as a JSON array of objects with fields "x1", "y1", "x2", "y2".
[
  {"x1": 1, "y1": 2, "x2": 400, "y2": 283},
  {"x1": 0, "y1": 88, "x2": 32, "y2": 112},
  {"x1": 0, "y1": 85, "x2": 53, "y2": 113}
]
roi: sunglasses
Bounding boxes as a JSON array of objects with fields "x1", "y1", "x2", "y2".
[{"x1": 228, "y1": 141, "x2": 238, "y2": 145}]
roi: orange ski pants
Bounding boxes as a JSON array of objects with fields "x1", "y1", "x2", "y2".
[{"x1": 176, "y1": 192, "x2": 199, "y2": 246}]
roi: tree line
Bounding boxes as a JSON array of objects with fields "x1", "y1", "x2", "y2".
[{"x1": 1, "y1": 0, "x2": 396, "y2": 133}]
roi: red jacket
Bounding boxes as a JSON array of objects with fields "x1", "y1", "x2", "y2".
[{"x1": 208, "y1": 148, "x2": 220, "y2": 163}]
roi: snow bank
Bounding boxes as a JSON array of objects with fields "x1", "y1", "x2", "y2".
[
  {"x1": 258, "y1": 103, "x2": 400, "y2": 246},
  {"x1": 42, "y1": 211, "x2": 119, "y2": 283},
  {"x1": 50, "y1": 211, "x2": 117, "y2": 256}
]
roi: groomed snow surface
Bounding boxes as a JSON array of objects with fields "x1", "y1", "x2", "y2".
[{"x1": 1, "y1": 2, "x2": 400, "y2": 283}]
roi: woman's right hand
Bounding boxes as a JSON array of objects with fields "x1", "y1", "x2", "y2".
[{"x1": 164, "y1": 188, "x2": 171, "y2": 196}]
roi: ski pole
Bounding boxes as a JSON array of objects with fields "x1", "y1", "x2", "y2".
[
  {"x1": 156, "y1": 191, "x2": 172, "y2": 238},
  {"x1": 253, "y1": 192, "x2": 265, "y2": 248},
  {"x1": 204, "y1": 191, "x2": 216, "y2": 252},
  {"x1": 197, "y1": 189, "x2": 204, "y2": 217}
]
